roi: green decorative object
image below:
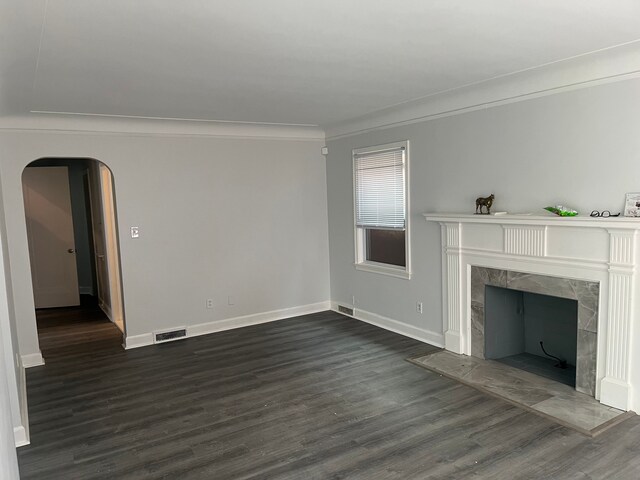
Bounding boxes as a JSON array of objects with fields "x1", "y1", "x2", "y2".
[{"x1": 544, "y1": 205, "x2": 578, "y2": 217}]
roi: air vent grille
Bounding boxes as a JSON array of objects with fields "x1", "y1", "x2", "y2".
[
  {"x1": 154, "y1": 329, "x2": 187, "y2": 343},
  {"x1": 337, "y1": 305, "x2": 354, "y2": 316}
]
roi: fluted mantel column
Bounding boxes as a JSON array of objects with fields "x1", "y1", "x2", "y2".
[
  {"x1": 441, "y1": 222, "x2": 463, "y2": 354},
  {"x1": 601, "y1": 229, "x2": 636, "y2": 410}
]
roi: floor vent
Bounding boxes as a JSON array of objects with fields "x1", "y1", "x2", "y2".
[
  {"x1": 337, "y1": 305, "x2": 354, "y2": 316},
  {"x1": 154, "y1": 328, "x2": 187, "y2": 344}
]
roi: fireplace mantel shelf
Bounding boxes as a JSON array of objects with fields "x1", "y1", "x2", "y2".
[{"x1": 423, "y1": 212, "x2": 640, "y2": 229}]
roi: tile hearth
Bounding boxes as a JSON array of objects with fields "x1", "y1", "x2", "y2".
[{"x1": 409, "y1": 351, "x2": 630, "y2": 436}]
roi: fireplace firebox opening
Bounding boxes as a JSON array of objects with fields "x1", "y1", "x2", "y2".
[{"x1": 484, "y1": 286, "x2": 578, "y2": 388}]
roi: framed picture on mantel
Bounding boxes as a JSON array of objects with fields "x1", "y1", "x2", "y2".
[{"x1": 624, "y1": 193, "x2": 640, "y2": 217}]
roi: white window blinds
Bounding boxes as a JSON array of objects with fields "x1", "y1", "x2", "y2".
[{"x1": 354, "y1": 146, "x2": 406, "y2": 230}]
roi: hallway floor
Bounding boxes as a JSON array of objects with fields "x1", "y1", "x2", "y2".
[{"x1": 34, "y1": 295, "x2": 123, "y2": 357}]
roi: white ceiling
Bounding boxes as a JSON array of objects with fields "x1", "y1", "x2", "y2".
[{"x1": 2, "y1": 0, "x2": 640, "y2": 129}]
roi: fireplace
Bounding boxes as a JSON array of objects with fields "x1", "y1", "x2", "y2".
[
  {"x1": 424, "y1": 213, "x2": 640, "y2": 411},
  {"x1": 470, "y1": 266, "x2": 597, "y2": 396}
]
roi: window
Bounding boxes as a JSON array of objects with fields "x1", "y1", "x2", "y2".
[{"x1": 353, "y1": 141, "x2": 410, "y2": 279}]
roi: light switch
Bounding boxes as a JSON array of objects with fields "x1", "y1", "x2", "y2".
[{"x1": 131, "y1": 226, "x2": 140, "y2": 238}]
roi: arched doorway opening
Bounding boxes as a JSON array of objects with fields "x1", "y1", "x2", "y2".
[{"x1": 21, "y1": 158, "x2": 125, "y2": 356}]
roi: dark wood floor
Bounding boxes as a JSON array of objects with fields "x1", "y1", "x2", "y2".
[
  {"x1": 34, "y1": 296, "x2": 123, "y2": 357},
  {"x1": 17, "y1": 307, "x2": 640, "y2": 479}
]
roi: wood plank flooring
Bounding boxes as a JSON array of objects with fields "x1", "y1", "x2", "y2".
[
  {"x1": 34, "y1": 296, "x2": 123, "y2": 356},
  {"x1": 17, "y1": 307, "x2": 640, "y2": 479}
]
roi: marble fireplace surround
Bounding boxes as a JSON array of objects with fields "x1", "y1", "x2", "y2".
[
  {"x1": 424, "y1": 213, "x2": 640, "y2": 411},
  {"x1": 470, "y1": 266, "x2": 598, "y2": 397}
]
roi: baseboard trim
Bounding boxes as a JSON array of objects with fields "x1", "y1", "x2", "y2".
[
  {"x1": 79, "y1": 286, "x2": 94, "y2": 295},
  {"x1": 331, "y1": 301, "x2": 444, "y2": 348},
  {"x1": 21, "y1": 352, "x2": 44, "y2": 368},
  {"x1": 124, "y1": 333, "x2": 154, "y2": 350},
  {"x1": 188, "y1": 302, "x2": 331, "y2": 338},
  {"x1": 124, "y1": 301, "x2": 332, "y2": 350},
  {"x1": 14, "y1": 426, "x2": 28, "y2": 447}
]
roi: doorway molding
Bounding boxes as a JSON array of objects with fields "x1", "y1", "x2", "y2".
[{"x1": 20, "y1": 156, "x2": 127, "y2": 366}]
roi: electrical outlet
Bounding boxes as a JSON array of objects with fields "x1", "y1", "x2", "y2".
[
  {"x1": 206, "y1": 299, "x2": 214, "y2": 309},
  {"x1": 130, "y1": 226, "x2": 140, "y2": 238},
  {"x1": 416, "y1": 302, "x2": 423, "y2": 314}
]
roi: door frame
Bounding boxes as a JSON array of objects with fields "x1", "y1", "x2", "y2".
[
  {"x1": 86, "y1": 161, "x2": 126, "y2": 334},
  {"x1": 22, "y1": 157, "x2": 127, "y2": 341}
]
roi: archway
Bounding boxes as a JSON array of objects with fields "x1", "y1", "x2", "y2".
[{"x1": 21, "y1": 158, "x2": 126, "y2": 356}]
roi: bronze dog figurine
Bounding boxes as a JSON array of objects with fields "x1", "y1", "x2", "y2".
[{"x1": 475, "y1": 194, "x2": 495, "y2": 214}]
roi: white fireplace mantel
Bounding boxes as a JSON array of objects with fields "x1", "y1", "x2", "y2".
[
  {"x1": 424, "y1": 212, "x2": 640, "y2": 411},
  {"x1": 424, "y1": 213, "x2": 640, "y2": 229}
]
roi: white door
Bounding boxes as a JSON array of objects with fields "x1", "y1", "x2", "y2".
[
  {"x1": 100, "y1": 165, "x2": 124, "y2": 332},
  {"x1": 87, "y1": 163, "x2": 124, "y2": 333},
  {"x1": 23, "y1": 166, "x2": 80, "y2": 308}
]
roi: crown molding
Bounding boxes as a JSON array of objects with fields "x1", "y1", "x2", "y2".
[
  {"x1": 4, "y1": 40, "x2": 640, "y2": 143},
  {"x1": 0, "y1": 113, "x2": 326, "y2": 141},
  {"x1": 325, "y1": 40, "x2": 640, "y2": 140}
]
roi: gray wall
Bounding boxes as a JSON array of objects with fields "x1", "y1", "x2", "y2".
[
  {"x1": 484, "y1": 287, "x2": 524, "y2": 359},
  {"x1": 523, "y1": 293, "x2": 578, "y2": 364},
  {"x1": 325, "y1": 77, "x2": 640, "y2": 338},
  {"x1": 0, "y1": 132, "x2": 330, "y2": 356}
]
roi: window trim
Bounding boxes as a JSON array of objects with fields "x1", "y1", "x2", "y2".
[{"x1": 352, "y1": 140, "x2": 411, "y2": 279}]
